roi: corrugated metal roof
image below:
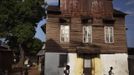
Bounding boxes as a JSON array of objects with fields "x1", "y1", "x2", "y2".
[{"x1": 37, "y1": 50, "x2": 45, "y2": 56}]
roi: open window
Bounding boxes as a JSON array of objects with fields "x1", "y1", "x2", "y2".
[
  {"x1": 60, "y1": 25, "x2": 70, "y2": 43},
  {"x1": 104, "y1": 26, "x2": 114, "y2": 43},
  {"x1": 82, "y1": 17, "x2": 93, "y2": 44},
  {"x1": 60, "y1": 18, "x2": 70, "y2": 43},
  {"x1": 83, "y1": 25, "x2": 92, "y2": 43}
]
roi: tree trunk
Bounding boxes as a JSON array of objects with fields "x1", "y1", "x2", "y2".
[
  {"x1": 13, "y1": 44, "x2": 25, "y2": 68},
  {"x1": 18, "y1": 44, "x2": 25, "y2": 67},
  {"x1": 11, "y1": 44, "x2": 25, "y2": 75}
]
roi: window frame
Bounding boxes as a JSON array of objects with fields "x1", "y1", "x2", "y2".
[
  {"x1": 59, "y1": 54, "x2": 68, "y2": 67},
  {"x1": 83, "y1": 25, "x2": 92, "y2": 43},
  {"x1": 60, "y1": 24, "x2": 70, "y2": 43},
  {"x1": 104, "y1": 26, "x2": 114, "y2": 43}
]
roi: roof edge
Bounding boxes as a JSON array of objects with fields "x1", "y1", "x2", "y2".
[{"x1": 113, "y1": 9, "x2": 128, "y2": 16}]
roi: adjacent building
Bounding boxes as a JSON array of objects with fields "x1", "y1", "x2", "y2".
[
  {"x1": 45, "y1": 0, "x2": 128, "y2": 75},
  {"x1": 0, "y1": 38, "x2": 13, "y2": 74}
]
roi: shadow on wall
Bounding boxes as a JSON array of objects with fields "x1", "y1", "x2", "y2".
[{"x1": 46, "y1": 39, "x2": 68, "y2": 52}]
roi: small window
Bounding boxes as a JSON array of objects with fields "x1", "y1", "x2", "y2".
[
  {"x1": 104, "y1": 26, "x2": 114, "y2": 43},
  {"x1": 59, "y1": 54, "x2": 67, "y2": 67},
  {"x1": 83, "y1": 25, "x2": 92, "y2": 43},
  {"x1": 46, "y1": 0, "x2": 59, "y2": 6},
  {"x1": 60, "y1": 25, "x2": 70, "y2": 43}
]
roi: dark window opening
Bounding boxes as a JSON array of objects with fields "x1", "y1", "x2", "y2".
[
  {"x1": 47, "y1": 0, "x2": 60, "y2": 6},
  {"x1": 59, "y1": 54, "x2": 68, "y2": 67}
]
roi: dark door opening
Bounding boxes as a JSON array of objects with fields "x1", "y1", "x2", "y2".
[{"x1": 83, "y1": 57, "x2": 92, "y2": 75}]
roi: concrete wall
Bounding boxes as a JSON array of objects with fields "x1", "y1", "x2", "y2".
[
  {"x1": 45, "y1": 53, "x2": 83, "y2": 75},
  {"x1": 67, "y1": 53, "x2": 83, "y2": 75},
  {"x1": 101, "y1": 54, "x2": 129, "y2": 75},
  {"x1": 45, "y1": 53, "x2": 128, "y2": 75},
  {"x1": 45, "y1": 53, "x2": 64, "y2": 75}
]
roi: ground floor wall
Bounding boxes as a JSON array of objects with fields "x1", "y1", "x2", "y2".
[
  {"x1": 45, "y1": 53, "x2": 128, "y2": 75},
  {"x1": 45, "y1": 53, "x2": 84, "y2": 75},
  {"x1": 101, "y1": 54, "x2": 129, "y2": 75}
]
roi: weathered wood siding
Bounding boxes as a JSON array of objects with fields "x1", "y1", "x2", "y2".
[
  {"x1": 92, "y1": 16, "x2": 127, "y2": 53},
  {"x1": 70, "y1": 18, "x2": 82, "y2": 48},
  {"x1": 46, "y1": 0, "x2": 127, "y2": 53},
  {"x1": 60, "y1": 0, "x2": 113, "y2": 17}
]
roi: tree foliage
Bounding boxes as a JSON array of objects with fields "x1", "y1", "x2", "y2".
[
  {"x1": 11, "y1": 23, "x2": 35, "y2": 44},
  {"x1": 23, "y1": 38, "x2": 43, "y2": 55},
  {"x1": 0, "y1": 0, "x2": 45, "y2": 38},
  {"x1": 0, "y1": 0, "x2": 45, "y2": 54}
]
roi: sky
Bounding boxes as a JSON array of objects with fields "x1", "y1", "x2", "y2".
[
  {"x1": 35, "y1": 0, "x2": 134, "y2": 47},
  {"x1": 34, "y1": 18, "x2": 46, "y2": 42}
]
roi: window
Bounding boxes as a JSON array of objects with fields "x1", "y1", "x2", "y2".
[
  {"x1": 59, "y1": 54, "x2": 67, "y2": 67},
  {"x1": 83, "y1": 25, "x2": 92, "y2": 43},
  {"x1": 104, "y1": 26, "x2": 114, "y2": 43},
  {"x1": 46, "y1": 0, "x2": 59, "y2": 6},
  {"x1": 60, "y1": 25, "x2": 70, "y2": 43}
]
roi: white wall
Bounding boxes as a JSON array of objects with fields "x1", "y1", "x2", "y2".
[
  {"x1": 101, "y1": 53, "x2": 129, "y2": 75},
  {"x1": 45, "y1": 52, "x2": 77, "y2": 75},
  {"x1": 45, "y1": 53, "x2": 62, "y2": 75},
  {"x1": 67, "y1": 53, "x2": 77, "y2": 75}
]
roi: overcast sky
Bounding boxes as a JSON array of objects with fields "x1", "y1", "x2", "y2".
[{"x1": 35, "y1": 0, "x2": 134, "y2": 47}]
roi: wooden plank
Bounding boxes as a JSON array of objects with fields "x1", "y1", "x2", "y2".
[{"x1": 46, "y1": 0, "x2": 127, "y2": 53}]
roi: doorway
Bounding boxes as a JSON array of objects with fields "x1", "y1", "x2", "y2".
[{"x1": 83, "y1": 56, "x2": 92, "y2": 75}]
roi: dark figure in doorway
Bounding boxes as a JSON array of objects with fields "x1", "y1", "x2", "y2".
[
  {"x1": 64, "y1": 65, "x2": 70, "y2": 75},
  {"x1": 108, "y1": 66, "x2": 114, "y2": 75}
]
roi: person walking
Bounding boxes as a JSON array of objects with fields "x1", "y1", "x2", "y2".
[
  {"x1": 108, "y1": 66, "x2": 114, "y2": 75},
  {"x1": 64, "y1": 65, "x2": 70, "y2": 75}
]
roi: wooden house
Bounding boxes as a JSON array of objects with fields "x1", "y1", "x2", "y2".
[{"x1": 45, "y1": 0, "x2": 128, "y2": 75}]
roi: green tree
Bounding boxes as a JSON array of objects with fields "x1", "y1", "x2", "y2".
[
  {"x1": 23, "y1": 38, "x2": 43, "y2": 56},
  {"x1": 0, "y1": 0, "x2": 45, "y2": 67}
]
